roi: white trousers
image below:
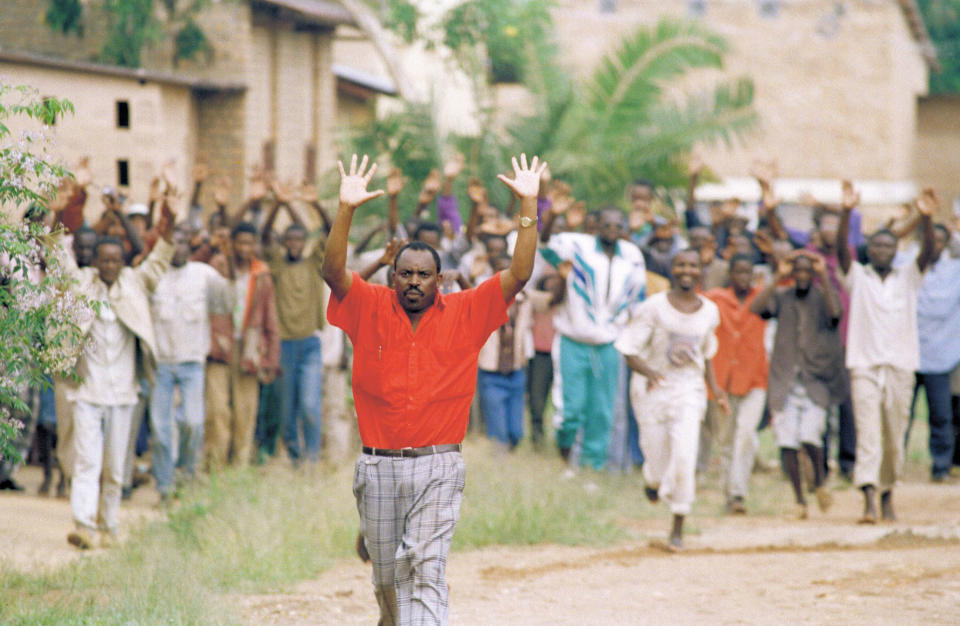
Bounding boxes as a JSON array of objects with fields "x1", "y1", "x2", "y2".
[
  {"x1": 71, "y1": 401, "x2": 135, "y2": 532},
  {"x1": 634, "y1": 384, "x2": 705, "y2": 515},
  {"x1": 850, "y1": 365, "x2": 913, "y2": 491},
  {"x1": 707, "y1": 388, "x2": 767, "y2": 500}
]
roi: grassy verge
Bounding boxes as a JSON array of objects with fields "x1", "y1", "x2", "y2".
[{"x1": 0, "y1": 409, "x2": 933, "y2": 624}]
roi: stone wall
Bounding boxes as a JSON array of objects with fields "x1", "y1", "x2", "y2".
[
  {"x1": 915, "y1": 95, "x2": 960, "y2": 210},
  {"x1": 0, "y1": 61, "x2": 197, "y2": 223}
]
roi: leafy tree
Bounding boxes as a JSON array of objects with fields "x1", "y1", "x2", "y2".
[
  {"x1": 340, "y1": 102, "x2": 443, "y2": 226},
  {"x1": 44, "y1": 0, "x2": 214, "y2": 68},
  {"x1": 0, "y1": 84, "x2": 92, "y2": 462},
  {"x1": 917, "y1": 0, "x2": 960, "y2": 94}
]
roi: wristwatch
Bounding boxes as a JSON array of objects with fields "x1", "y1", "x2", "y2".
[{"x1": 518, "y1": 215, "x2": 536, "y2": 228}]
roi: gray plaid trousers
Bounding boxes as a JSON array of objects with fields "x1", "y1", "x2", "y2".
[{"x1": 353, "y1": 451, "x2": 466, "y2": 625}]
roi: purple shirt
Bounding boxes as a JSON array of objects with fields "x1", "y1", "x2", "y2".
[
  {"x1": 436, "y1": 195, "x2": 463, "y2": 233},
  {"x1": 787, "y1": 208, "x2": 864, "y2": 249},
  {"x1": 537, "y1": 197, "x2": 552, "y2": 230}
]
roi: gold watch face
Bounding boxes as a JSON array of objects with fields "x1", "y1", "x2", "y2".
[{"x1": 519, "y1": 216, "x2": 535, "y2": 228}]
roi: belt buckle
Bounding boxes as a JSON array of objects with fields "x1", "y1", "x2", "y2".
[{"x1": 401, "y1": 446, "x2": 414, "y2": 457}]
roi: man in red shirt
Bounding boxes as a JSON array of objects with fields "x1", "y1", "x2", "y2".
[
  {"x1": 704, "y1": 254, "x2": 768, "y2": 514},
  {"x1": 324, "y1": 153, "x2": 546, "y2": 625}
]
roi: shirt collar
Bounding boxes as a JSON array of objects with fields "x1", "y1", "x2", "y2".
[{"x1": 594, "y1": 237, "x2": 621, "y2": 258}]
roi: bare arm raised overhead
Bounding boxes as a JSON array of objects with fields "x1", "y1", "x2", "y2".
[
  {"x1": 322, "y1": 154, "x2": 384, "y2": 300},
  {"x1": 498, "y1": 153, "x2": 548, "y2": 303}
]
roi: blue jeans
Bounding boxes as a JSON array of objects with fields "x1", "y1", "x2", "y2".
[
  {"x1": 911, "y1": 372, "x2": 955, "y2": 478},
  {"x1": 150, "y1": 361, "x2": 205, "y2": 495},
  {"x1": 477, "y1": 369, "x2": 526, "y2": 447},
  {"x1": 280, "y1": 335, "x2": 323, "y2": 461}
]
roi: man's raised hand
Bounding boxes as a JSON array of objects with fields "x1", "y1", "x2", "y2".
[
  {"x1": 338, "y1": 154, "x2": 384, "y2": 209},
  {"x1": 386, "y1": 167, "x2": 407, "y2": 197},
  {"x1": 915, "y1": 188, "x2": 939, "y2": 217},
  {"x1": 840, "y1": 180, "x2": 859, "y2": 212},
  {"x1": 497, "y1": 154, "x2": 548, "y2": 199}
]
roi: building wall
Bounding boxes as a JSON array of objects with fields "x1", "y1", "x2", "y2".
[
  {"x1": 244, "y1": 13, "x2": 337, "y2": 188},
  {"x1": 0, "y1": 0, "x2": 250, "y2": 83},
  {"x1": 549, "y1": 0, "x2": 929, "y2": 183},
  {"x1": 915, "y1": 96, "x2": 960, "y2": 209},
  {"x1": 0, "y1": 61, "x2": 197, "y2": 223},
  {"x1": 196, "y1": 91, "x2": 247, "y2": 212}
]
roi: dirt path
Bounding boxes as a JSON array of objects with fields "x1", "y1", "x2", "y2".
[
  {"x1": 3, "y1": 466, "x2": 959, "y2": 623},
  {"x1": 238, "y1": 481, "x2": 960, "y2": 625},
  {"x1": 0, "y1": 465, "x2": 161, "y2": 572}
]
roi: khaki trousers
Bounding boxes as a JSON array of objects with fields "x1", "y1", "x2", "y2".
[
  {"x1": 54, "y1": 377, "x2": 76, "y2": 478},
  {"x1": 850, "y1": 365, "x2": 914, "y2": 491},
  {"x1": 205, "y1": 346, "x2": 260, "y2": 467},
  {"x1": 322, "y1": 365, "x2": 356, "y2": 465}
]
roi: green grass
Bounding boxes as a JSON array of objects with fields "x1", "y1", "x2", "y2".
[{"x1": 0, "y1": 409, "x2": 935, "y2": 624}]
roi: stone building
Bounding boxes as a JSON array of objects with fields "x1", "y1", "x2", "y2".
[{"x1": 0, "y1": 0, "x2": 395, "y2": 219}]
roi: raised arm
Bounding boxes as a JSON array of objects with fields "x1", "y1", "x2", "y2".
[
  {"x1": 416, "y1": 169, "x2": 442, "y2": 220},
  {"x1": 837, "y1": 180, "x2": 858, "y2": 274},
  {"x1": 386, "y1": 168, "x2": 406, "y2": 235},
  {"x1": 539, "y1": 191, "x2": 571, "y2": 244},
  {"x1": 497, "y1": 154, "x2": 547, "y2": 302},
  {"x1": 464, "y1": 177, "x2": 487, "y2": 243},
  {"x1": 685, "y1": 153, "x2": 704, "y2": 229},
  {"x1": 750, "y1": 252, "x2": 793, "y2": 316},
  {"x1": 808, "y1": 251, "x2": 842, "y2": 321},
  {"x1": 134, "y1": 199, "x2": 176, "y2": 292},
  {"x1": 298, "y1": 182, "x2": 332, "y2": 236},
  {"x1": 322, "y1": 154, "x2": 384, "y2": 300},
  {"x1": 358, "y1": 236, "x2": 403, "y2": 282},
  {"x1": 915, "y1": 188, "x2": 938, "y2": 272}
]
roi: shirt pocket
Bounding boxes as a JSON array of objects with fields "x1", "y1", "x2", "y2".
[{"x1": 354, "y1": 345, "x2": 407, "y2": 404}]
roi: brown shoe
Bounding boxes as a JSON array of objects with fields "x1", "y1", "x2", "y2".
[
  {"x1": 815, "y1": 486, "x2": 834, "y2": 512},
  {"x1": 67, "y1": 528, "x2": 95, "y2": 550}
]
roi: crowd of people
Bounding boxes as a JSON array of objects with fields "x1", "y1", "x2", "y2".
[{"x1": 2, "y1": 150, "x2": 959, "y2": 565}]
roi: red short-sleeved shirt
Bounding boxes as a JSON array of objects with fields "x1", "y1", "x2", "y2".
[{"x1": 327, "y1": 271, "x2": 509, "y2": 448}]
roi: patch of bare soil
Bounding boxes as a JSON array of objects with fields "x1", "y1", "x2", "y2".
[
  {"x1": 0, "y1": 465, "x2": 161, "y2": 572},
  {"x1": 237, "y1": 480, "x2": 960, "y2": 625},
  {"x1": 4, "y1": 465, "x2": 959, "y2": 624}
]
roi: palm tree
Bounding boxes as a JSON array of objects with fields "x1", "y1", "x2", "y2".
[{"x1": 510, "y1": 19, "x2": 757, "y2": 206}]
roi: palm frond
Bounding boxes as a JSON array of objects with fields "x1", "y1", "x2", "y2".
[{"x1": 587, "y1": 20, "x2": 728, "y2": 132}]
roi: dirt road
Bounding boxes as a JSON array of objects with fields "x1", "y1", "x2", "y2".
[
  {"x1": 238, "y1": 479, "x2": 960, "y2": 625},
  {"x1": 3, "y1": 466, "x2": 959, "y2": 624}
]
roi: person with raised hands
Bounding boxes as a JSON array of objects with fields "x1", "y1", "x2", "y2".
[
  {"x1": 63, "y1": 199, "x2": 177, "y2": 550},
  {"x1": 539, "y1": 196, "x2": 647, "y2": 470},
  {"x1": 324, "y1": 153, "x2": 547, "y2": 625},
  {"x1": 838, "y1": 184, "x2": 937, "y2": 523},
  {"x1": 751, "y1": 249, "x2": 844, "y2": 518}
]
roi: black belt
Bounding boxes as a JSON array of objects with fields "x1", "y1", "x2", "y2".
[{"x1": 362, "y1": 444, "x2": 462, "y2": 457}]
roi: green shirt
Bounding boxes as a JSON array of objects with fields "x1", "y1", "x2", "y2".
[{"x1": 267, "y1": 240, "x2": 326, "y2": 340}]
